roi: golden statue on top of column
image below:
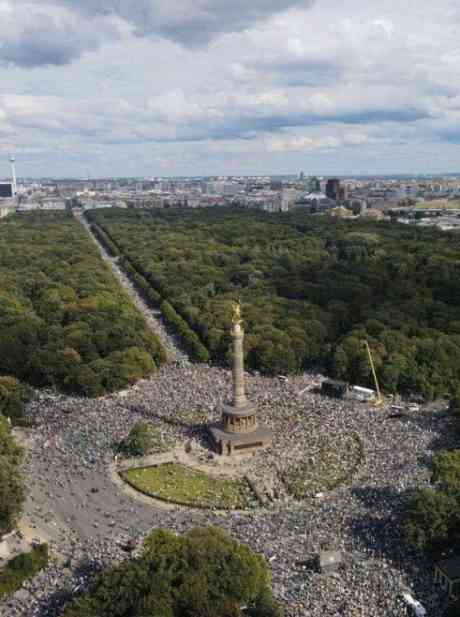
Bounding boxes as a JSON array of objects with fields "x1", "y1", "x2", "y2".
[{"x1": 232, "y1": 300, "x2": 243, "y2": 328}]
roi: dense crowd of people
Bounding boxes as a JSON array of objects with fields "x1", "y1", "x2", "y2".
[{"x1": 0, "y1": 363, "x2": 455, "y2": 617}]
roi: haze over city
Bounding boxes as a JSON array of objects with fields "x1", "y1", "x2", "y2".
[{"x1": 1, "y1": 0, "x2": 460, "y2": 177}]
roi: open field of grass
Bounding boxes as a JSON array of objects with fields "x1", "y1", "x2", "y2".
[{"x1": 121, "y1": 463, "x2": 256, "y2": 509}]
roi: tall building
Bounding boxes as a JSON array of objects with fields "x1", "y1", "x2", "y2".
[
  {"x1": 280, "y1": 188, "x2": 301, "y2": 211},
  {"x1": 326, "y1": 178, "x2": 341, "y2": 201},
  {"x1": 338, "y1": 185, "x2": 348, "y2": 202},
  {"x1": 206, "y1": 181, "x2": 225, "y2": 195},
  {"x1": 0, "y1": 183, "x2": 13, "y2": 198},
  {"x1": 223, "y1": 183, "x2": 240, "y2": 196},
  {"x1": 10, "y1": 156, "x2": 17, "y2": 195},
  {"x1": 270, "y1": 180, "x2": 283, "y2": 191},
  {"x1": 0, "y1": 157, "x2": 16, "y2": 218}
]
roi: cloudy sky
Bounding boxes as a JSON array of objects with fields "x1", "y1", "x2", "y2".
[{"x1": 1, "y1": 0, "x2": 460, "y2": 177}]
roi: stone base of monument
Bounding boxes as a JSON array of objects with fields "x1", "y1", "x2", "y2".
[{"x1": 207, "y1": 422, "x2": 272, "y2": 457}]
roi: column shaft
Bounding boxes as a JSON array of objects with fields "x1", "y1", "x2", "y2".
[{"x1": 233, "y1": 330, "x2": 247, "y2": 408}]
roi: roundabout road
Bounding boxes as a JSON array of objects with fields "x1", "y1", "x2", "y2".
[{"x1": 6, "y1": 363, "x2": 453, "y2": 617}]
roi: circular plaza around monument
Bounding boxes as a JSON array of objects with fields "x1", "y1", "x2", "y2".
[
  {"x1": 13, "y1": 363, "x2": 444, "y2": 617},
  {"x1": 116, "y1": 303, "x2": 364, "y2": 511},
  {"x1": 115, "y1": 428, "x2": 364, "y2": 510}
]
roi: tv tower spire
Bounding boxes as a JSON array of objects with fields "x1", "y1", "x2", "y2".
[{"x1": 10, "y1": 156, "x2": 17, "y2": 196}]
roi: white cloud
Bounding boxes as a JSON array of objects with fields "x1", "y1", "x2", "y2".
[
  {"x1": 0, "y1": 2, "x2": 124, "y2": 67},
  {"x1": 0, "y1": 0, "x2": 315, "y2": 68},
  {"x1": 48, "y1": 0, "x2": 315, "y2": 46},
  {"x1": 1, "y1": 0, "x2": 460, "y2": 176}
]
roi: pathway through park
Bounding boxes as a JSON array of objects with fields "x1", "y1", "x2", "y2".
[{"x1": 75, "y1": 212, "x2": 189, "y2": 365}]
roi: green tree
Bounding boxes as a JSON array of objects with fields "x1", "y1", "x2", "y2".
[
  {"x1": 0, "y1": 377, "x2": 31, "y2": 420},
  {"x1": 107, "y1": 347, "x2": 156, "y2": 389},
  {"x1": 77, "y1": 207, "x2": 460, "y2": 399},
  {"x1": 62, "y1": 527, "x2": 282, "y2": 617},
  {"x1": 119, "y1": 421, "x2": 164, "y2": 457},
  {"x1": 0, "y1": 544, "x2": 49, "y2": 601},
  {"x1": 381, "y1": 353, "x2": 408, "y2": 393},
  {"x1": 432, "y1": 450, "x2": 460, "y2": 490},
  {"x1": 450, "y1": 389, "x2": 460, "y2": 420},
  {"x1": 334, "y1": 336, "x2": 370, "y2": 385},
  {"x1": 405, "y1": 488, "x2": 460, "y2": 553}
]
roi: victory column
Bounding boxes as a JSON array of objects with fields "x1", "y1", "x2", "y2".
[{"x1": 208, "y1": 301, "x2": 272, "y2": 456}]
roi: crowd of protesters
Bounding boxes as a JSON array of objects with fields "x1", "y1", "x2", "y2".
[{"x1": 1, "y1": 364, "x2": 455, "y2": 617}]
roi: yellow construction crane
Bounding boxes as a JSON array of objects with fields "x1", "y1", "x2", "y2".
[{"x1": 363, "y1": 339, "x2": 384, "y2": 406}]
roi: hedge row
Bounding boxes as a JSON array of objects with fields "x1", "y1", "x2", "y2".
[
  {"x1": 161, "y1": 301, "x2": 210, "y2": 363},
  {"x1": 90, "y1": 224, "x2": 120, "y2": 257},
  {"x1": 89, "y1": 218, "x2": 210, "y2": 364},
  {"x1": 129, "y1": 270, "x2": 210, "y2": 363},
  {"x1": 122, "y1": 260, "x2": 162, "y2": 305},
  {"x1": 87, "y1": 219, "x2": 161, "y2": 307},
  {"x1": 0, "y1": 544, "x2": 49, "y2": 600},
  {"x1": 121, "y1": 258, "x2": 210, "y2": 363}
]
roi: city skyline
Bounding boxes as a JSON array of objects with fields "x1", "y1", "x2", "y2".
[{"x1": 1, "y1": 1, "x2": 460, "y2": 177}]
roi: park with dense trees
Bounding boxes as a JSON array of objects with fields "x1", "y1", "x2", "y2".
[
  {"x1": 61, "y1": 526, "x2": 282, "y2": 617},
  {"x1": 0, "y1": 212, "x2": 166, "y2": 397},
  {"x1": 88, "y1": 207, "x2": 460, "y2": 399}
]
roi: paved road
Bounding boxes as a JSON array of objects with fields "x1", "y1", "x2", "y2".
[{"x1": 76, "y1": 212, "x2": 189, "y2": 365}]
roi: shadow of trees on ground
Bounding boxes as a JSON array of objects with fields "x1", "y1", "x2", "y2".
[{"x1": 37, "y1": 559, "x2": 103, "y2": 617}]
